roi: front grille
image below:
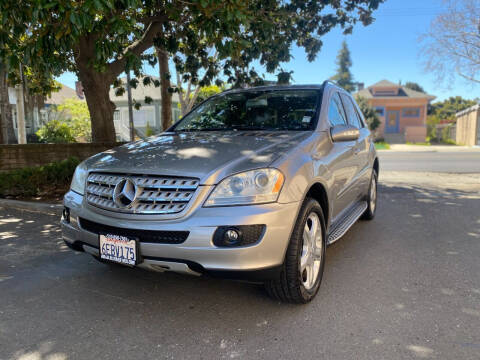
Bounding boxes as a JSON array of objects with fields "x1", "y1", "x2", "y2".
[
  {"x1": 86, "y1": 173, "x2": 199, "y2": 214},
  {"x1": 79, "y1": 218, "x2": 189, "y2": 244}
]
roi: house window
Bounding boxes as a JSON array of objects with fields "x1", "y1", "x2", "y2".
[
  {"x1": 374, "y1": 90, "x2": 396, "y2": 96},
  {"x1": 375, "y1": 107, "x2": 385, "y2": 117},
  {"x1": 402, "y1": 107, "x2": 420, "y2": 118},
  {"x1": 113, "y1": 110, "x2": 121, "y2": 121}
]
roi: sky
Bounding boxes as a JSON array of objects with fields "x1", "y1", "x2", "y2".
[{"x1": 57, "y1": 0, "x2": 479, "y2": 102}]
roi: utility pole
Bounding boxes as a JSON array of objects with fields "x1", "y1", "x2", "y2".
[
  {"x1": 126, "y1": 71, "x2": 134, "y2": 142},
  {"x1": 15, "y1": 63, "x2": 26, "y2": 144}
]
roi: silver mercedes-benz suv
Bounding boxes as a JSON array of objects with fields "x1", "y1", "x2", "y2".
[{"x1": 61, "y1": 81, "x2": 378, "y2": 303}]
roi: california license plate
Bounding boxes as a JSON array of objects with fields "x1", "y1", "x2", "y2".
[{"x1": 99, "y1": 234, "x2": 138, "y2": 266}]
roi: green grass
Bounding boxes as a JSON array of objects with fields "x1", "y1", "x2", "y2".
[
  {"x1": 406, "y1": 141, "x2": 431, "y2": 146},
  {"x1": 374, "y1": 142, "x2": 390, "y2": 150}
]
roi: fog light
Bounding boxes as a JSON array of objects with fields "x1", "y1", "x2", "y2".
[
  {"x1": 213, "y1": 225, "x2": 265, "y2": 247},
  {"x1": 224, "y1": 229, "x2": 240, "y2": 244},
  {"x1": 223, "y1": 228, "x2": 241, "y2": 246},
  {"x1": 62, "y1": 207, "x2": 70, "y2": 223}
]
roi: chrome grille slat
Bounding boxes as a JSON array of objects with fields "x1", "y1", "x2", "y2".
[{"x1": 86, "y1": 173, "x2": 199, "y2": 214}]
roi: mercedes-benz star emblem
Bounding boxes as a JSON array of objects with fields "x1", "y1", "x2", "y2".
[{"x1": 113, "y1": 178, "x2": 138, "y2": 208}]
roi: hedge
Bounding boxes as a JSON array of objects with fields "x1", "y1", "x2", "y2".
[{"x1": 0, "y1": 157, "x2": 80, "y2": 198}]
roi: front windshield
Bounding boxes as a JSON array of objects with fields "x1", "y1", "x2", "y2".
[{"x1": 172, "y1": 89, "x2": 320, "y2": 132}]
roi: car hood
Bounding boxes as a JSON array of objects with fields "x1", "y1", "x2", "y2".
[{"x1": 84, "y1": 131, "x2": 312, "y2": 184}]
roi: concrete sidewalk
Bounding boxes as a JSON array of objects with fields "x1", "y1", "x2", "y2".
[{"x1": 379, "y1": 144, "x2": 480, "y2": 152}]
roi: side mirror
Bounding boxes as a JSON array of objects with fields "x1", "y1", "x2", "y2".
[{"x1": 330, "y1": 124, "x2": 359, "y2": 142}]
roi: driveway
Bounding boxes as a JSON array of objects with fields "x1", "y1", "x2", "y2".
[{"x1": 1, "y1": 171, "x2": 479, "y2": 360}]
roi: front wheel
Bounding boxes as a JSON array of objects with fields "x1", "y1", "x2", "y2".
[
  {"x1": 362, "y1": 169, "x2": 377, "y2": 220},
  {"x1": 265, "y1": 198, "x2": 326, "y2": 303}
]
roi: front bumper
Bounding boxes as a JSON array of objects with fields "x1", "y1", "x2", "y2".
[{"x1": 61, "y1": 190, "x2": 300, "y2": 279}]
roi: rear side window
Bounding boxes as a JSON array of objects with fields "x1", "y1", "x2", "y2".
[
  {"x1": 340, "y1": 93, "x2": 363, "y2": 128},
  {"x1": 328, "y1": 93, "x2": 347, "y2": 126}
]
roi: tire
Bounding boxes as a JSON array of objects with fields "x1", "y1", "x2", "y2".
[
  {"x1": 265, "y1": 198, "x2": 326, "y2": 304},
  {"x1": 362, "y1": 169, "x2": 377, "y2": 220}
]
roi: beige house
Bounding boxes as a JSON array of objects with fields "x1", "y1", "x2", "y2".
[{"x1": 355, "y1": 80, "x2": 435, "y2": 143}]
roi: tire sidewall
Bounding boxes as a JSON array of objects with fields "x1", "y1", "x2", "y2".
[
  {"x1": 368, "y1": 170, "x2": 378, "y2": 216},
  {"x1": 294, "y1": 199, "x2": 327, "y2": 300}
]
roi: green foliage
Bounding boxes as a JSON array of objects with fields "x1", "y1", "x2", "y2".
[
  {"x1": 428, "y1": 96, "x2": 477, "y2": 121},
  {"x1": 0, "y1": 157, "x2": 80, "y2": 197},
  {"x1": 36, "y1": 120, "x2": 76, "y2": 144},
  {"x1": 441, "y1": 124, "x2": 455, "y2": 144},
  {"x1": 374, "y1": 142, "x2": 390, "y2": 150},
  {"x1": 0, "y1": 0, "x2": 384, "y2": 142},
  {"x1": 57, "y1": 98, "x2": 92, "y2": 142},
  {"x1": 194, "y1": 85, "x2": 223, "y2": 105},
  {"x1": 355, "y1": 96, "x2": 380, "y2": 132},
  {"x1": 406, "y1": 141, "x2": 431, "y2": 146},
  {"x1": 331, "y1": 41, "x2": 355, "y2": 92},
  {"x1": 427, "y1": 96, "x2": 476, "y2": 142},
  {"x1": 404, "y1": 82, "x2": 425, "y2": 93}
]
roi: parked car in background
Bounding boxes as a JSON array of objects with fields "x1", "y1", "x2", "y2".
[{"x1": 61, "y1": 81, "x2": 379, "y2": 303}]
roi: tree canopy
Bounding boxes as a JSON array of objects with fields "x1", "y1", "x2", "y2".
[
  {"x1": 0, "y1": 0, "x2": 384, "y2": 142},
  {"x1": 404, "y1": 82, "x2": 425, "y2": 93},
  {"x1": 331, "y1": 40, "x2": 355, "y2": 92},
  {"x1": 355, "y1": 96, "x2": 380, "y2": 132},
  {"x1": 428, "y1": 96, "x2": 478, "y2": 122}
]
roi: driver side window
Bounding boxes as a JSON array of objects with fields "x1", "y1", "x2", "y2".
[{"x1": 328, "y1": 93, "x2": 347, "y2": 127}]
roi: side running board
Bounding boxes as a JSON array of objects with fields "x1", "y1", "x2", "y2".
[{"x1": 327, "y1": 201, "x2": 368, "y2": 245}]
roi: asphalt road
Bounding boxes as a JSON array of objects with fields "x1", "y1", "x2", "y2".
[
  {"x1": 378, "y1": 151, "x2": 480, "y2": 173},
  {"x1": 1, "y1": 174, "x2": 480, "y2": 360}
]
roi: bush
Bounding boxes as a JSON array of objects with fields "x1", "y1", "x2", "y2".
[
  {"x1": 441, "y1": 124, "x2": 455, "y2": 144},
  {"x1": 0, "y1": 157, "x2": 80, "y2": 198},
  {"x1": 36, "y1": 120, "x2": 77, "y2": 143},
  {"x1": 57, "y1": 98, "x2": 92, "y2": 142},
  {"x1": 355, "y1": 96, "x2": 380, "y2": 132}
]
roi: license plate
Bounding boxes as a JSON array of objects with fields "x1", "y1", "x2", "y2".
[{"x1": 99, "y1": 234, "x2": 138, "y2": 266}]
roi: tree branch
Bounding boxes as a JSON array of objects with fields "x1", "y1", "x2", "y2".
[{"x1": 108, "y1": 17, "x2": 167, "y2": 79}]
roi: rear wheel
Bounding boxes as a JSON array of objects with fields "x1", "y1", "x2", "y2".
[
  {"x1": 362, "y1": 169, "x2": 377, "y2": 220},
  {"x1": 265, "y1": 198, "x2": 326, "y2": 303}
]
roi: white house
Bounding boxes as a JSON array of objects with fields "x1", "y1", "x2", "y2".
[
  {"x1": 3, "y1": 83, "x2": 82, "y2": 141},
  {"x1": 4, "y1": 77, "x2": 179, "y2": 142},
  {"x1": 109, "y1": 77, "x2": 181, "y2": 141}
]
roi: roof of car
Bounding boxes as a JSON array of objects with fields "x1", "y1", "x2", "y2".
[{"x1": 222, "y1": 83, "x2": 329, "y2": 94}]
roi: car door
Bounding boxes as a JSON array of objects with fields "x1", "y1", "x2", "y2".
[
  {"x1": 326, "y1": 92, "x2": 359, "y2": 221},
  {"x1": 340, "y1": 93, "x2": 371, "y2": 198}
]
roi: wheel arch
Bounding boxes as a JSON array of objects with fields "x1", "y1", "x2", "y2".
[{"x1": 305, "y1": 182, "x2": 329, "y2": 228}]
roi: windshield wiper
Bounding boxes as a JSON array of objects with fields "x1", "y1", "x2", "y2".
[{"x1": 231, "y1": 126, "x2": 271, "y2": 131}]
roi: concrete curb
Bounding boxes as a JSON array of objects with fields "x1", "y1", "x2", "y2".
[
  {"x1": 0, "y1": 198, "x2": 62, "y2": 215},
  {"x1": 383, "y1": 145, "x2": 480, "y2": 153}
]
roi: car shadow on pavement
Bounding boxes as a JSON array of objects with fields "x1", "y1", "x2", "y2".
[{"x1": 1, "y1": 180, "x2": 480, "y2": 359}]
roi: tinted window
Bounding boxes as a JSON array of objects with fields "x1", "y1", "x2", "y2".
[
  {"x1": 340, "y1": 93, "x2": 362, "y2": 128},
  {"x1": 173, "y1": 90, "x2": 320, "y2": 131},
  {"x1": 328, "y1": 93, "x2": 347, "y2": 126}
]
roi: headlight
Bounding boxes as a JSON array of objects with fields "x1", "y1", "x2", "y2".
[
  {"x1": 204, "y1": 168, "x2": 284, "y2": 207},
  {"x1": 70, "y1": 161, "x2": 88, "y2": 195}
]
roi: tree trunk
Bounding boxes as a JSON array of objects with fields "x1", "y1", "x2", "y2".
[
  {"x1": 78, "y1": 70, "x2": 116, "y2": 143},
  {"x1": 0, "y1": 64, "x2": 17, "y2": 144},
  {"x1": 75, "y1": 36, "x2": 116, "y2": 143},
  {"x1": 157, "y1": 46, "x2": 172, "y2": 130}
]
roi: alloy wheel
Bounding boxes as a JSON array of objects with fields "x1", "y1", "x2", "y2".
[{"x1": 300, "y1": 212, "x2": 323, "y2": 290}]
